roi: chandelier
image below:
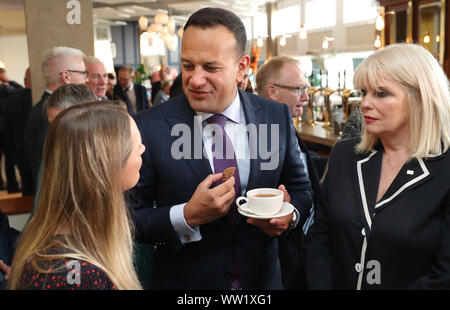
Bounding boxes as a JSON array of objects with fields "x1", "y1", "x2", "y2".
[{"x1": 141, "y1": 12, "x2": 179, "y2": 51}]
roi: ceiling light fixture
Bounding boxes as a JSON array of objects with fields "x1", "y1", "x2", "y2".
[
  {"x1": 375, "y1": 14, "x2": 384, "y2": 31},
  {"x1": 374, "y1": 35, "x2": 381, "y2": 48},
  {"x1": 138, "y1": 16, "x2": 149, "y2": 32},
  {"x1": 299, "y1": 24, "x2": 307, "y2": 40},
  {"x1": 322, "y1": 36, "x2": 334, "y2": 49},
  {"x1": 256, "y1": 36, "x2": 263, "y2": 48},
  {"x1": 155, "y1": 12, "x2": 169, "y2": 24}
]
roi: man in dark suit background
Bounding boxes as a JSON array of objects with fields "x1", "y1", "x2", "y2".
[
  {"x1": 0, "y1": 68, "x2": 23, "y2": 192},
  {"x1": 114, "y1": 65, "x2": 150, "y2": 115},
  {"x1": 128, "y1": 7, "x2": 312, "y2": 290},
  {"x1": 4, "y1": 68, "x2": 34, "y2": 196},
  {"x1": 256, "y1": 56, "x2": 322, "y2": 289},
  {"x1": 24, "y1": 46, "x2": 87, "y2": 192},
  {"x1": 150, "y1": 64, "x2": 170, "y2": 101}
]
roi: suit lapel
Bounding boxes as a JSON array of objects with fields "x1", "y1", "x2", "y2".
[
  {"x1": 375, "y1": 157, "x2": 431, "y2": 211},
  {"x1": 356, "y1": 150, "x2": 381, "y2": 232},
  {"x1": 134, "y1": 84, "x2": 142, "y2": 111},
  {"x1": 165, "y1": 95, "x2": 212, "y2": 184},
  {"x1": 356, "y1": 146, "x2": 434, "y2": 232},
  {"x1": 240, "y1": 90, "x2": 263, "y2": 193}
]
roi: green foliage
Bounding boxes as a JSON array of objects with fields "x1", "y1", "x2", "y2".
[{"x1": 134, "y1": 64, "x2": 149, "y2": 84}]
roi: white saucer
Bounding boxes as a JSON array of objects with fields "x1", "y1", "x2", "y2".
[{"x1": 237, "y1": 202, "x2": 294, "y2": 219}]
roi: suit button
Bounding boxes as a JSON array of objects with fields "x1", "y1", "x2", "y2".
[
  {"x1": 355, "y1": 263, "x2": 362, "y2": 273},
  {"x1": 361, "y1": 228, "x2": 366, "y2": 236}
]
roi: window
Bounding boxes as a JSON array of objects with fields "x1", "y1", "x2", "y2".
[
  {"x1": 343, "y1": 0, "x2": 378, "y2": 24},
  {"x1": 253, "y1": 13, "x2": 268, "y2": 38},
  {"x1": 305, "y1": 0, "x2": 336, "y2": 30},
  {"x1": 242, "y1": 17, "x2": 252, "y2": 40},
  {"x1": 272, "y1": 5, "x2": 300, "y2": 37}
]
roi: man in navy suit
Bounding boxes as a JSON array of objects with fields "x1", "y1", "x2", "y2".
[
  {"x1": 128, "y1": 7, "x2": 312, "y2": 290},
  {"x1": 114, "y1": 65, "x2": 150, "y2": 115},
  {"x1": 256, "y1": 56, "x2": 323, "y2": 289}
]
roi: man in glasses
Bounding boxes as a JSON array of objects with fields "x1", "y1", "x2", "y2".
[
  {"x1": 84, "y1": 56, "x2": 108, "y2": 100},
  {"x1": 24, "y1": 46, "x2": 87, "y2": 192},
  {"x1": 256, "y1": 56, "x2": 309, "y2": 119},
  {"x1": 113, "y1": 65, "x2": 149, "y2": 115},
  {"x1": 256, "y1": 56, "x2": 322, "y2": 289}
]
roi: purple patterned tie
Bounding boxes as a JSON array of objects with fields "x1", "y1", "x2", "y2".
[
  {"x1": 206, "y1": 114, "x2": 241, "y2": 289},
  {"x1": 206, "y1": 114, "x2": 242, "y2": 219}
]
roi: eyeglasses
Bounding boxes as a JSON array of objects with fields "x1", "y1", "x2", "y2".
[
  {"x1": 91, "y1": 73, "x2": 109, "y2": 80},
  {"x1": 60, "y1": 70, "x2": 89, "y2": 79},
  {"x1": 273, "y1": 83, "x2": 309, "y2": 97}
]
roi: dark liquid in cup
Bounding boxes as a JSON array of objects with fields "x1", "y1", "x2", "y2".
[{"x1": 254, "y1": 194, "x2": 277, "y2": 197}]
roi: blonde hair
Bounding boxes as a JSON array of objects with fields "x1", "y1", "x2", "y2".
[
  {"x1": 9, "y1": 102, "x2": 142, "y2": 290},
  {"x1": 256, "y1": 56, "x2": 300, "y2": 97},
  {"x1": 353, "y1": 43, "x2": 450, "y2": 158}
]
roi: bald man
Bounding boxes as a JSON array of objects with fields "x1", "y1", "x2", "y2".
[{"x1": 256, "y1": 56, "x2": 322, "y2": 289}]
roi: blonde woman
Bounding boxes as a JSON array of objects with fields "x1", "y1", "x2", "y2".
[
  {"x1": 305, "y1": 43, "x2": 450, "y2": 289},
  {"x1": 8, "y1": 101, "x2": 144, "y2": 290}
]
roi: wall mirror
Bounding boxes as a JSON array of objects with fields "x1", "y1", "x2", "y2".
[
  {"x1": 419, "y1": 1, "x2": 444, "y2": 65},
  {"x1": 389, "y1": 7, "x2": 409, "y2": 43}
]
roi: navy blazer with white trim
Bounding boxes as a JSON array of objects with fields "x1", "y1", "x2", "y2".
[{"x1": 305, "y1": 138, "x2": 450, "y2": 289}]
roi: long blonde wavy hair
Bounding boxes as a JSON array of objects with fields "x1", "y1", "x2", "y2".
[{"x1": 9, "y1": 101, "x2": 142, "y2": 290}]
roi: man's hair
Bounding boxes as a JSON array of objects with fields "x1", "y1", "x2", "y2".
[
  {"x1": 354, "y1": 43, "x2": 450, "y2": 158},
  {"x1": 117, "y1": 65, "x2": 134, "y2": 75},
  {"x1": 183, "y1": 7, "x2": 247, "y2": 57},
  {"x1": 83, "y1": 56, "x2": 104, "y2": 66},
  {"x1": 0, "y1": 68, "x2": 5, "y2": 74},
  {"x1": 256, "y1": 56, "x2": 300, "y2": 97},
  {"x1": 43, "y1": 83, "x2": 97, "y2": 116},
  {"x1": 42, "y1": 46, "x2": 85, "y2": 86},
  {"x1": 108, "y1": 73, "x2": 116, "y2": 80}
]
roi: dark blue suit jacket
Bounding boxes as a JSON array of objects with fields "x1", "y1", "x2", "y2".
[
  {"x1": 113, "y1": 83, "x2": 150, "y2": 115},
  {"x1": 128, "y1": 89, "x2": 312, "y2": 289},
  {"x1": 23, "y1": 91, "x2": 50, "y2": 193}
]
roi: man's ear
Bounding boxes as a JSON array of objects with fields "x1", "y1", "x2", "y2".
[
  {"x1": 266, "y1": 84, "x2": 277, "y2": 101},
  {"x1": 60, "y1": 71, "x2": 70, "y2": 84},
  {"x1": 236, "y1": 54, "x2": 250, "y2": 83}
]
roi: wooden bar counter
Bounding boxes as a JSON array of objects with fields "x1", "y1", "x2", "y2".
[
  {"x1": 294, "y1": 121, "x2": 340, "y2": 148},
  {"x1": 0, "y1": 195, "x2": 34, "y2": 215}
]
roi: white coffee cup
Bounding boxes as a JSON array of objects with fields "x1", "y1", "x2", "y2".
[{"x1": 236, "y1": 188, "x2": 284, "y2": 216}]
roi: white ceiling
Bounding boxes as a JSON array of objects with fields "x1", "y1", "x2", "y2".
[
  {"x1": 92, "y1": 0, "x2": 274, "y2": 24},
  {"x1": 0, "y1": 0, "x2": 274, "y2": 28}
]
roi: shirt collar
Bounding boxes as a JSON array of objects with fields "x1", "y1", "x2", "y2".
[
  {"x1": 197, "y1": 90, "x2": 240, "y2": 124},
  {"x1": 124, "y1": 84, "x2": 133, "y2": 92}
]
